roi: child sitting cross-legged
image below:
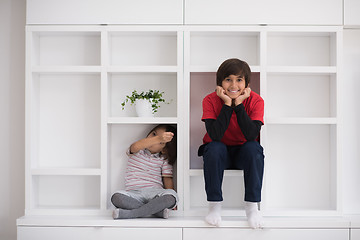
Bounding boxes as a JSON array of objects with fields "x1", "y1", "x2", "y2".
[{"x1": 111, "y1": 124, "x2": 178, "y2": 219}]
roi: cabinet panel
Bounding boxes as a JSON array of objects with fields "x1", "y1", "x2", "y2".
[
  {"x1": 183, "y1": 228, "x2": 348, "y2": 240},
  {"x1": 27, "y1": 0, "x2": 183, "y2": 24},
  {"x1": 344, "y1": 0, "x2": 360, "y2": 26},
  {"x1": 104, "y1": 228, "x2": 182, "y2": 240},
  {"x1": 185, "y1": 0, "x2": 342, "y2": 25},
  {"x1": 352, "y1": 229, "x2": 360, "y2": 240},
  {"x1": 18, "y1": 227, "x2": 182, "y2": 240}
]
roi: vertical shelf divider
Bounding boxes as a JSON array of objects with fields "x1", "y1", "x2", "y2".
[
  {"x1": 259, "y1": 28, "x2": 268, "y2": 213},
  {"x1": 183, "y1": 30, "x2": 191, "y2": 214},
  {"x1": 335, "y1": 28, "x2": 343, "y2": 214},
  {"x1": 100, "y1": 29, "x2": 109, "y2": 212},
  {"x1": 176, "y1": 30, "x2": 185, "y2": 213}
]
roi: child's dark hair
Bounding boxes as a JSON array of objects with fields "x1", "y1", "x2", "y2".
[
  {"x1": 216, "y1": 58, "x2": 251, "y2": 88},
  {"x1": 147, "y1": 124, "x2": 177, "y2": 165}
]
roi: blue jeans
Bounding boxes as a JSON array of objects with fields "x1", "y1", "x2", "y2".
[{"x1": 202, "y1": 141, "x2": 264, "y2": 202}]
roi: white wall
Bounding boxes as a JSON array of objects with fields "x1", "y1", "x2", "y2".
[{"x1": 0, "y1": 0, "x2": 26, "y2": 240}]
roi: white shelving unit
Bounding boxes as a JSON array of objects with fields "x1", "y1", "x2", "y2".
[
  {"x1": 25, "y1": 25, "x2": 184, "y2": 215},
  {"x1": 263, "y1": 27, "x2": 342, "y2": 216},
  {"x1": 24, "y1": 25, "x2": 342, "y2": 219},
  {"x1": 183, "y1": 26, "x2": 343, "y2": 217}
]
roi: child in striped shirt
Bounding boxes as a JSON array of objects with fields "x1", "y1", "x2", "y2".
[{"x1": 111, "y1": 124, "x2": 178, "y2": 219}]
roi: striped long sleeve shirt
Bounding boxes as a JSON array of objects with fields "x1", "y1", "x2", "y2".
[{"x1": 124, "y1": 149, "x2": 173, "y2": 191}]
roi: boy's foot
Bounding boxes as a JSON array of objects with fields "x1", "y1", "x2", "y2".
[
  {"x1": 205, "y1": 202, "x2": 222, "y2": 226},
  {"x1": 245, "y1": 202, "x2": 263, "y2": 229}
]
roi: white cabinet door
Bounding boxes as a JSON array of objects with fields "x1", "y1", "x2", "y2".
[
  {"x1": 185, "y1": 0, "x2": 342, "y2": 25},
  {"x1": 26, "y1": 0, "x2": 183, "y2": 24},
  {"x1": 183, "y1": 228, "x2": 349, "y2": 240},
  {"x1": 352, "y1": 229, "x2": 360, "y2": 240},
  {"x1": 18, "y1": 227, "x2": 103, "y2": 240},
  {"x1": 344, "y1": 0, "x2": 360, "y2": 26},
  {"x1": 18, "y1": 227, "x2": 182, "y2": 240}
]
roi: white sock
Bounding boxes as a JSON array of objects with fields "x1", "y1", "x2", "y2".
[
  {"x1": 245, "y1": 201, "x2": 263, "y2": 229},
  {"x1": 205, "y1": 201, "x2": 222, "y2": 226}
]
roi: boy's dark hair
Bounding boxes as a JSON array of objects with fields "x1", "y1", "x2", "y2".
[
  {"x1": 147, "y1": 124, "x2": 177, "y2": 165},
  {"x1": 216, "y1": 58, "x2": 251, "y2": 88}
]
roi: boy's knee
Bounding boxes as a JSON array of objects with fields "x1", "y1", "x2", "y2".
[
  {"x1": 242, "y1": 141, "x2": 263, "y2": 153},
  {"x1": 204, "y1": 141, "x2": 227, "y2": 155},
  {"x1": 203, "y1": 142, "x2": 227, "y2": 166},
  {"x1": 241, "y1": 141, "x2": 264, "y2": 161}
]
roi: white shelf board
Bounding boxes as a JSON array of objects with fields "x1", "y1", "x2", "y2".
[
  {"x1": 186, "y1": 25, "x2": 264, "y2": 32},
  {"x1": 266, "y1": 117, "x2": 337, "y2": 125},
  {"x1": 190, "y1": 65, "x2": 260, "y2": 73},
  {"x1": 27, "y1": 25, "x2": 103, "y2": 32},
  {"x1": 189, "y1": 169, "x2": 243, "y2": 177},
  {"x1": 107, "y1": 66, "x2": 179, "y2": 73},
  {"x1": 17, "y1": 215, "x2": 351, "y2": 229},
  {"x1": 265, "y1": 26, "x2": 342, "y2": 33},
  {"x1": 346, "y1": 215, "x2": 360, "y2": 228},
  {"x1": 263, "y1": 209, "x2": 342, "y2": 218},
  {"x1": 267, "y1": 66, "x2": 337, "y2": 74},
  {"x1": 31, "y1": 168, "x2": 102, "y2": 176},
  {"x1": 108, "y1": 117, "x2": 178, "y2": 124},
  {"x1": 24, "y1": 208, "x2": 103, "y2": 217},
  {"x1": 31, "y1": 66, "x2": 102, "y2": 73}
]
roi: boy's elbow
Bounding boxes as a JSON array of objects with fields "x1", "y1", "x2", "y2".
[{"x1": 245, "y1": 133, "x2": 259, "y2": 142}]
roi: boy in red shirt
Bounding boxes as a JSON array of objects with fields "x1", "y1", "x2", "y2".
[{"x1": 198, "y1": 58, "x2": 264, "y2": 228}]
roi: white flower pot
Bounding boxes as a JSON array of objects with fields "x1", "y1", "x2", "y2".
[{"x1": 135, "y1": 99, "x2": 154, "y2": 117}]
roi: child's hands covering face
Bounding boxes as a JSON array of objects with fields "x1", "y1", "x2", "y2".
[{"x1": 160, "y1": 132, "x2": 174, "y2": 144}]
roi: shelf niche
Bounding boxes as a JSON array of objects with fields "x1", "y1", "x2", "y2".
[
  {"x1": 107, "y1": 124, "x2": 178, "y2": 210},
  {"x1": 30, "y1": 73, "x2": 101, "y2": 169},
  {"x1": 32, "y1": 31, "x2": 101, "y2": 66},
  {"x1": 108, "y1": 72, "x2": 178, "y2": 118},
  {"x1": 190, "y1": 72, "x2": 260, "y2": 169},
  {"x1": 108, "y1": 31, "x2": 177, "y2": 66},
  {"x1": 32, "y1": 175, "x2": 100, "y2": 210},
  {"x1": 265, "y1": 124, "x2": 337, "y2": 211}
]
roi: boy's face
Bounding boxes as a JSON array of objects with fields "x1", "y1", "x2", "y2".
[
  {"x1": 147, "y1": 127, "x2": 167, "y2": 154},
  {"x1": 221, "y1": 74, "x2": 246, "y2": 99}
]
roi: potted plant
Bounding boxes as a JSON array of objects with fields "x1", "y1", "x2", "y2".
[{"x1": 121, "y1": 90, "x2": 167, "y2": 117}]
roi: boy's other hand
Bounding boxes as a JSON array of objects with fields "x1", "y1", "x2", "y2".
[{"x1": 216, "y1": 86, "x2": 232, "y2": 106}]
